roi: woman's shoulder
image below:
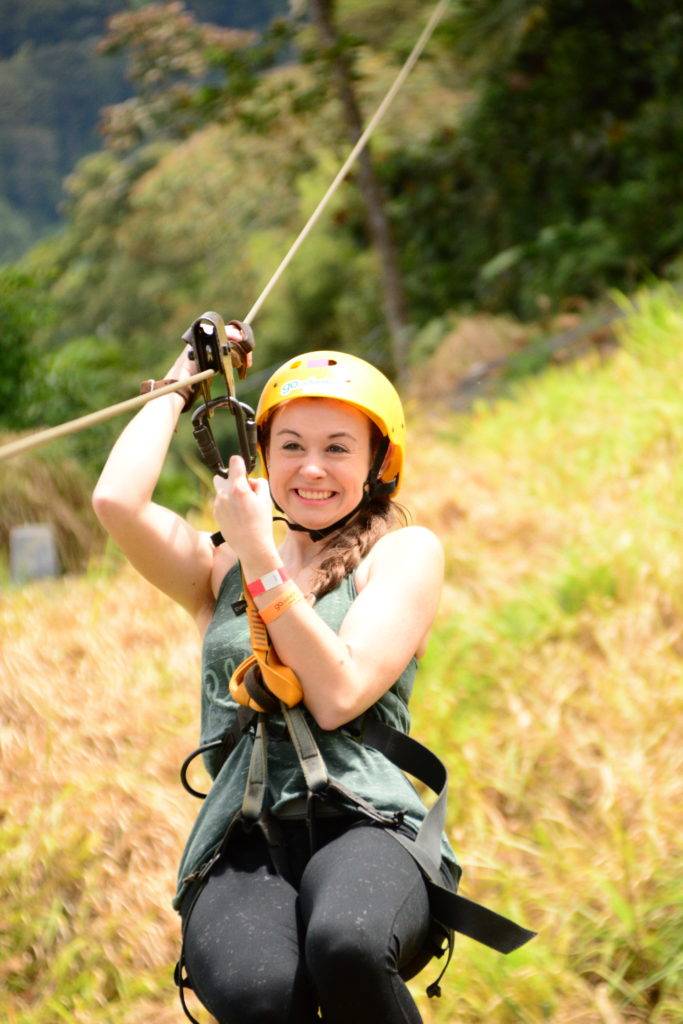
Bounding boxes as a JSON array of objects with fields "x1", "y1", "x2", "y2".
[{"x1": 354, "y1": 524, "x2": 443, "y2": 592}]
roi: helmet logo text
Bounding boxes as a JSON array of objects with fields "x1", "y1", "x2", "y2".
[{"x1": 280, "y1": 377, "x2": 347, "y2": 397}]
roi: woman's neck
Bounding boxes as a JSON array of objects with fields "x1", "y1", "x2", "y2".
[{"x1": 278, "y1": 531, "x2": 329, "y2": 575}]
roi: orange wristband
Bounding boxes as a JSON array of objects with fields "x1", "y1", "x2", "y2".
[{"x1": 259, "y1": 581, "x2": 304, "y2": 624}]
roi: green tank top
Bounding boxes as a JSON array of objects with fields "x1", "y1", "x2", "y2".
[{"x1": 174, "y1": 562, "x2": 458, "y2": 909}]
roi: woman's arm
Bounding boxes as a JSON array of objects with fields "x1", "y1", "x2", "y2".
[
  {"x1": 214, "y1": 458, "x2": 443, "y2": 729},
  {"x1": 259, "y1": 528, "x2": 443, "y2": 729},
  {"x1": 91, "y1": 346, "x2": 219, "y2": 622}
]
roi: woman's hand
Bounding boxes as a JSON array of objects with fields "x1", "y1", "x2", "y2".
[
  {"x1": 213, "y1": 456, "x2": 277, "y2": 566},
  {"x1": 165, "y1": 345, "x2": 198, "y2": 387}
]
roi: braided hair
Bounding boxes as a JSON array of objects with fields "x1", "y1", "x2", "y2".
[{"x1": 309, "y1": 491, "x2": 405, "y2": 600}]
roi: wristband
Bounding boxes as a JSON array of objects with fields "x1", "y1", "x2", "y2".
[
  {"x1": 246, "y1": 566, "x2": 289, "y2": 597},
  {"x1": 259, "y1": 581, "x2": 304, "y2": 624},
  {"x1": 139, "y1": 377, "x2": 198, "y2": 413}
]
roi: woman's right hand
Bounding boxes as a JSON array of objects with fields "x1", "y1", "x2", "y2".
[{"x1": 165, "y1": 345, "x2": 199, "y2": 387}]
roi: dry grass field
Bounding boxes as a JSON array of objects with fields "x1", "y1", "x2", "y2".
[{"x1": 2, "y1": 285, "x2": 682, "y2": 1022}]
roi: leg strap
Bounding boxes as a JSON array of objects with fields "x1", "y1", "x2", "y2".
[{"x1": 354, "y1": 716, "x2": 536, "y2": 954}]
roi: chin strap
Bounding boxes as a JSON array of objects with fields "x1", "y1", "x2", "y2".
[{"x1": 271, "y1": 436, "x2": 396, "y2": 543}]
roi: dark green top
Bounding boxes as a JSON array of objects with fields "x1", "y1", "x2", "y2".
[{"x1": 174, "y1": 562, "x2": 458, "y2": 909}]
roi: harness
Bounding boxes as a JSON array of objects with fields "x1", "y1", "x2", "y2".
[{"x1": 175, "y1": 698, "x2": 536, "y2": 1022}]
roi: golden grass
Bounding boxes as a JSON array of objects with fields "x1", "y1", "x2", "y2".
[
  {"x1": 0, "y1": 567, "x2": 205, "y2": 1021},
  {"x1": 2, "y1": 284, "x2": 683, "y2": 1022}
]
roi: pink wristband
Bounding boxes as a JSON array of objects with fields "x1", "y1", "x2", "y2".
[{"x1": 246, "y1": 567, "x2": 289, "y2": 597}]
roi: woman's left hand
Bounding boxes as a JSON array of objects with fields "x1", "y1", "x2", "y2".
[{"x1": 213, "y1": 455, "x2": 277, "y2": 563}]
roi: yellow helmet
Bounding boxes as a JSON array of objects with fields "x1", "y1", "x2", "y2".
[{"x1": 255, "y1": 351, "x2": 405, "y2": 493}]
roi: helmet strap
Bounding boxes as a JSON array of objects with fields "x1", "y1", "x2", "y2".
[{"x1": 270, "y1": 436, "x2": 395, "y2": 543}]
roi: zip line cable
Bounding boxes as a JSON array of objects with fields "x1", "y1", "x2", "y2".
[{"x1": 0, "y1": 0, "x2": 449, "y2": 464}]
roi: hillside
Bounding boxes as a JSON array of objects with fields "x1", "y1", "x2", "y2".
[
  {"x1": 0, "y1": 0, "x2": 287, "y2": 261},
  {"x1": 1, "y1": 283, "x2": 682, "y2": 1022}
]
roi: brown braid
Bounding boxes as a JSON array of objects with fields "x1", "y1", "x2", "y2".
[{"x1": 309, "y1": 495, "x2": 407, "y2": 601}]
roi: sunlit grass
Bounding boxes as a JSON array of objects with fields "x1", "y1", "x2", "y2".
[
  {"x1": 404, "y1": 285, "x2": 683, "y2": 1023},
  {"x1": 2, "y1": 284, "x2": 683, "y2": 1021}
]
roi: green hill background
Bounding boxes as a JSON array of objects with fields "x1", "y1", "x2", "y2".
[{"x1": 0, "y1": 0, "x2": 286, "y2": 261}]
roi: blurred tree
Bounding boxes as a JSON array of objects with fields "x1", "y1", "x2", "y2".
[
  {"x1": 96, "y1": 0, "x2": 423, "y2": 377},
  {"x1": 385, "y1": 0, "x2": 683, "y2": 318},
  {"x1": 97, "y1": 2, "x2": 254, "y2": 150},
  {"x1": 0, "y1": 269, "x2": 42, "y2": 427},
  {"x1": 308, "y1": 0, "x2": 410, "y2": 380},
  {"x1": 0, "y1": 0, "x2": 287, "y2": 260}
]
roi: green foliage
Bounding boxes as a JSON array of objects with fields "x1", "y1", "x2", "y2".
[
  {"x1": 0, "y1": 268, "x2": 43, "y2": 426},
  {"x1": 0, "y1": 198, "x2": 35, "y2": 263},
  {"x1": 0, "y1": 1, "x2": 288, "y2": 260},
  {"x1": 408, "y1": 284, "x2": 683, "y2": 1021},
  {"x1": 29, "y1": 336, "x2": 132, "y2": 425},
  {"x1": 386, "y1": 0, "x2": 683, "y2": 319}
]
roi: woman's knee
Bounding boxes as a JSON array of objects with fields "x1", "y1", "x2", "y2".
[{"x1": 305, "y1": 913, "x2": 390, "y2": 988}]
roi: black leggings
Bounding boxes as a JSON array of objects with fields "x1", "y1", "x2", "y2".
[{"x1": 180, "y1": 817, "x2": 449, "y2": 1023}]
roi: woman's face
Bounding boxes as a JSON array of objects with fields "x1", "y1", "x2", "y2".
[{"x1": 266, "y1": 398, "x2": 373, "y2": 529}]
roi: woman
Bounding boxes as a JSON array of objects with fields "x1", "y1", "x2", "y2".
[{"x1": 92, "y1": 333, "x2": 459, "y2": 1024}]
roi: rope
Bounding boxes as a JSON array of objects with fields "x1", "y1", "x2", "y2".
[
  {"x1": 0, "y1": 0, "x2": 449, "y2": 464},
  {"x1": 0, "y1": 371, "x2": 215, "y2": 461}
]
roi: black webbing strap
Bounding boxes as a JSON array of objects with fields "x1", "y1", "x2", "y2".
[
  {"x1": 242, "y1": 715, "x2": 269, "y2": 820},
  {"x1": 175, "y1": 811, "x2": 244, "y2": 1024},
  {"x1": 362, "y1": 717, "x2": 446, "y2": 876},
  {"x1": 427, "y1": 885, "x2": 536, "y2": 954},
  {"x1": 243, "y1": 663, "x2": 280, "y2": 714},
  {"x1": 281, "y1": 704, "x2": 329, "y2": 793},
  {"x1": 356, "y1": 717, "x2": 536, "y2": 954}
]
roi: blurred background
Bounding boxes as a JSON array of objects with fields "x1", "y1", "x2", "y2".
[{"x1": 1, "y1": 2, "x2": 682, "y2": 1021}]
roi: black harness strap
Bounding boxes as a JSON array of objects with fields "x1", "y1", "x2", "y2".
[
  {"x1": 354, "y1": 715, "x2": 536, "y2": 955},
  {"x1": 360, "y1": 717, "x2": 446, "y2": 874},
  {"x1": 243, "y1": 663, "x2": 281, "y2": 714},
  {"x1": 242, "y1": 715, "x2": 269, "y2": 820},
  {"x1": 281, "y1": 705, "x2": 329, "y2": 793}
]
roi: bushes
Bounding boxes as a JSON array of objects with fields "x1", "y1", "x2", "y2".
[{"x1": 386, "y1": 0, "x2": 683, "y2": 319}]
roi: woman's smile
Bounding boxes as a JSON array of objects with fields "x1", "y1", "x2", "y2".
[{"x1": 294, "y1": 488, "x2": 337, "y2": 503}]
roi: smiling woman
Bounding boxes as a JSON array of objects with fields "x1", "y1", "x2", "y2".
[{"x1": 91, "y1": 344, "x2": 531, "y2": 1024}]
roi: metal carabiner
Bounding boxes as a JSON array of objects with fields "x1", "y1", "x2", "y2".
[
  {"x1": 191, "y1": 395, "x2": 257, "y2": 477},
  {"x1": 182, "y1": 311, "x2": 257, "y2": 476}
]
